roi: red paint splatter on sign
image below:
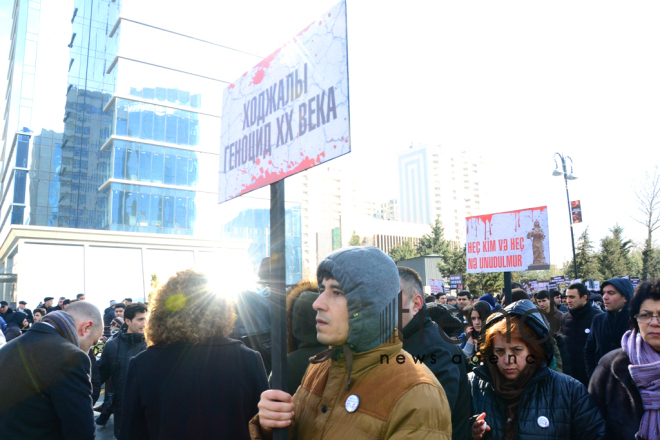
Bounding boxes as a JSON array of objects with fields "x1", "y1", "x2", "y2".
[
  {"x1": 238, "y1": 157, "x2": 319, "y2": 196},
  {"x1": 228, "y1": 84, "x2": 235, "y2": 89},
  {"x1": 252, "y1": 70, "x2": 265, "y2": 85},
  {"x1": 464, "y1": 206, "x2": 548, "y2": 240},
  {"x1": 479, "y1": 214, "x2": 495, "y2": 240},
  {"x1": 297, "y1": 21, "x2": 314, "y2": 37},
  {"x1": 249, "y1": 48, "x2": 282, "y2": 85}
]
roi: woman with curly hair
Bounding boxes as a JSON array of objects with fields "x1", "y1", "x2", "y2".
[{"x1": 119, "y1": 269, "x2": 268, "y2": 440}]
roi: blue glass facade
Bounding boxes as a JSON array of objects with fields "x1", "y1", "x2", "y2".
[
  {"x1": 2, "y1": 0, "x2": 302, "y2": 282},
  {"x1": 224, "y1": 206, "x2": 303, "y2": 285}
]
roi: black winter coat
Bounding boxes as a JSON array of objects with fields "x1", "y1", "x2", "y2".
[
  {"x1": 560, "y1": 302, "x2": 602, "y2": 387},
  {"x1": 469, "y1": 299, "x2": 606, "y2": 440},
  {"x1": 98, "y1": 330, "x2": 147, "y2": 406},
  {"x1": 4, "y1": 323, "x2": 22, "y2": 342},
  {"x1": 119, "y1": 337, "x2": 268, "y2": 440},
  {"x1": 103, "y1": 308, "x2": 115, "y2": 336},
  {"x1": 469, "y1": 365, "x2": 606, "y2": 440},
  {"x1": 89, "y1": 348, "x2": 101, "y2": 404},
  {"x1": 402, "y1": 304, "x2": 471, "y2": 440},
  {"x1": 584, "y1": 305, "x2": 630, "y2": 377},
  {"x1": 0, "y1": 323, "x2": 95, "y2": 439},
  {"x1": 18, "y1": 307, "x2": 34, "y2": 323},
  {"x1": 588, "y1": 349, "x2": 644, "y2": 440}
]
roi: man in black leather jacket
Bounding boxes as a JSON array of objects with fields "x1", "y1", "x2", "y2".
[
  {"x1": 98, "y1": 303, "x2": 148, "y2": 438},
  {"x1": 560, "y1": 283, "x2": 602, "y2": 387}
]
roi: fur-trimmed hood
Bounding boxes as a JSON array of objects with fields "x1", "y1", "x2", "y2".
[{"x1": 286, "y1": 280, "x2": 322, "y2": 354}]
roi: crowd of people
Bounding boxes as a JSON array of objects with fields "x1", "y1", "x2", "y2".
[{"x1": 0, "y1": 245, "x2": 658, "y2": 440}]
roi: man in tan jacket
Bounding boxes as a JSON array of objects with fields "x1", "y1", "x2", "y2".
[{"x1": 250, "y1": 246, "x2": 452, "y2": 439}]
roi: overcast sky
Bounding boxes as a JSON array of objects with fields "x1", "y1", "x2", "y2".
[{"x1": 1, "y1": 0, "x2": 659, "y2": 267}]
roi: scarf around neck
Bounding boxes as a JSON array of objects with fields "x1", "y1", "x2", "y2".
[
  {"x1": 622, "y1": 330, "x2": 660, "y2": 440},
  {"x1": 42, "y1": 311, "x2": 79, "y2": 348},
  {"x1": 486, "y1": 360, "x2": 538, "y2": 440}
]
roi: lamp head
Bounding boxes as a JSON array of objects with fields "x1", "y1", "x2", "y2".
[
  {"x1": 567, "y1": 173, "x2": 577, "y2": 180},
  {"x1": 552, "y1": 167, "x2": 563, "y2": 177}
]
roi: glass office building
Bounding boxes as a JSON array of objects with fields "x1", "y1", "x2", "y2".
[
  {"x1": 224, "y1": 206, "x2": 303, "y2": 285},
  {"x1": 2, "y1": 0, "x2": 302, "y2": 286}
]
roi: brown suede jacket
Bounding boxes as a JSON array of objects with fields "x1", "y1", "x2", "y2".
[{"x1": 249, "y1": 334, "x2": 452, "y2": 439}]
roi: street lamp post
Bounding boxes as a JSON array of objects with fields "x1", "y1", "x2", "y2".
[{"x1": 553, "y1": 153, "x2": 578, "y2": 280}]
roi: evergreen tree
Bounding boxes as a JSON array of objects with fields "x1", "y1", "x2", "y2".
[
  {"x1": 573, "y1": 228, "x2": 601, "y2": 280},
  {"x1": 641, "y1": 238, "x2": 659, "y2": 279},
  {"x1": 628, "y1": 247, "x2": 644, "y2": 278},
  {"x1": 467, "y1": 273, "x2": 504, "y2": 296},
  {"x1": 437, "y1": 247, "x2": 503, "y2": 296},
  {"x1": 348, "y1": 230, "x2": 361, "y2": 246},
  {"x1": 438, "y1": 247, "x2": 466, "y2": 277},
  {"x1": 416, "y1": 217, "x2": 450, "y2": 256},
  {"x1": 598, "y1": 224, "x2": 633, "y2": 279},
  {"x1": 389, "y1": 240, "x2": 418, "y2": 262},
  {"x1": 512, "y1": 266, "x2": 565, "y2": 284}
]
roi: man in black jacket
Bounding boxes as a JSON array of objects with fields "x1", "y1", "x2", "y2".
[
  {"x1": 99, "y1": 302, "x2": 148, "y2": 438},
  {"x1": 43, "y1": 297, "x2": 57, "y2": 313},
  {"x1": 398, "y1": 267, "x2": 470, "y2": 440},
  {"x1": 17, "y1": 300, "x2": 34, "y2": 324},
  {"x1": 0, "y1": 302, "x2": 103, "y2": 439},
  {"x1": 0, "y1": 300, "x2": 12, "y2": 319},
  {"x1": 554, "y1": 291, "x2": 569, "y2": 313},
  {"x1": 560, "y1": 282, "x2": 602, "y2": 387},
  {"x1": 584, "y1": 277, "x2": 633, "y2": 378}
]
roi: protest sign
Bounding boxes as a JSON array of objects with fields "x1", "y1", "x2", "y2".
[
  {"x1": 429, "y1": 279, "x2": 445, "y2": 294},
  {"x1": 450, "y1": 274, "x2": 464, "y2": 290},
  {"x1": 466, "y1": 206, "x2": 550, "y2": 273},
  {"x1": 218, "y1": 1, "x2": 350, "y2": 203},
  {"x1": 551, "y1": 276, "x2": 566, "y2": 286}
]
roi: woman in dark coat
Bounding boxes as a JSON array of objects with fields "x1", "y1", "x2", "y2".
[
  {"x1": 470, "y1": 299, "x2": 605, "y2": 440},
  {"x1": 119, "y1": 269, "x2": 268, "y2": 440},
  {"x1": 589, "y1": 279, "x2": 660, "y2": 440},
  {"x1": 5, "y1": 311, "x2": 27, "y2": 342}
]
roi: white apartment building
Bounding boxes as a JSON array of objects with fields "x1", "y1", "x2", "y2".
[
  {"x1": 289, "y1": 165, "x2": 376, "y2": 278},
  {"x1": 373, "y1": 199, "x2": 400, "y2": 221},
  {"x1": 398, "y1": 145, "x2": 484, "y2": 243}
]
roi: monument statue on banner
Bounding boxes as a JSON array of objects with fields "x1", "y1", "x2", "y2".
[{"x1": 526, "y1": 220, "x2": 550, "y2": 270}]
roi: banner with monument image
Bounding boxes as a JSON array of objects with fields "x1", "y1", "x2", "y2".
[{"x1": 465, "y1": 206, "x2": 550, "y2": 274}]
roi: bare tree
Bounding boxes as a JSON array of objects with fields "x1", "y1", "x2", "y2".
[
  {"x1": 633, "y1": 166, "x2": 660, "y2": 242},
  {"x1": 633, "y1": 166, "x2": 660, "y2": 279}
]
